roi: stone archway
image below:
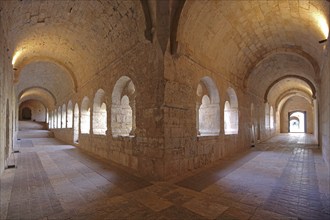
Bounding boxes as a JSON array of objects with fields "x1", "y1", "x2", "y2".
[
  {"x1": 288, "y1": 111, "x2": 306, "y2": 133},
  {"x1": 22, "y1": 107, "x2": 32, "y2": 120}
]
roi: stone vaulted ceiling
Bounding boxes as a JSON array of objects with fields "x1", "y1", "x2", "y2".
[
  {"x1": 1, "y1": 0, "x2": 146, "y2": 107},
  {"x1": 177, "y1": 0, "x2": 329, "y2": 106}
]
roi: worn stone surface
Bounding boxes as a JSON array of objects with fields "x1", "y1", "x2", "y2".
[
  {"x1": 0, "y1": 0, "x2": 329, "y2": 181},
  {"x1": 1, "y1": 134, "x2": 329, "y2": 220}
]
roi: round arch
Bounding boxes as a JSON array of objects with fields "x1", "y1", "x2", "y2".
[
  {"x1": 14, "y1": 57, "x2": 78, "y2": 91},
  {"x1": 264, "y1": 75, "x2": 317, "y2": 103}
]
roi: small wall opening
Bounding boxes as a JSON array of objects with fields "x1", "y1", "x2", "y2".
[
  {"x1": 81, "y1": 97, "x2": 90, "y2": 134},
  {"x1": 265, "y1": 102, "x2": 270, "y2": 129},
  {"x1": 289, "y1": 111, "x2": 306, "y2": 133},
  {"x1": 49, "y1": 111, "x2": 53, "y2": 128},
  {"x1": 67, "y1": 101, "x2": 73, "y2": 128},
  {"x1": 93, "y1": 89, "x2": 107, "y2": 135},
  {"x1": 74, "y1": 103, "x2": 79, "y2": 143},
  {"x1": 196, "y1": 77, "x2": 220, "y2": 136},
  {"x1": 111, "y1": 76, "x2": 136, "y2": 137},
  {"x1": 270, "y1": 106, "x2": 274, "y2": 129},
  {"x1": 224, "y1": 87, "x2": 239, "y2": 135},
  {"x1": 62, "y1": 104, "x2": 66, "y2": 128},
  {"x1": 57, "y1": 106, "x2": 61, "y2": 128},
  {"x1": 54, "y1": 109, "x2": 57, "y2": 128}
]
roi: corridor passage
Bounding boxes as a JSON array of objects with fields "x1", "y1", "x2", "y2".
[{"x1": 1, "y1": 134, "x2": 329, "y2": 220}]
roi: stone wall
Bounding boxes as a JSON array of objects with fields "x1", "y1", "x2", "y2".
[
  {"x1": 320, "y1": 44, "x2": 330, "y2": 169},
  {"x1": 1, "y1": 0, "x2": 328, "y2": 179},
  {"x1": 161, "y1": 53, "x2": 256, "y2": 179},
  {"x1": 51, "y1": 42, "x2": 167, "y2": 180},
  {"x1": 0, "y1": 12, "x2": 16, "y2": 174},
  {"x1": 19, "y1": 100, "x2": 46, "y2": 122}
]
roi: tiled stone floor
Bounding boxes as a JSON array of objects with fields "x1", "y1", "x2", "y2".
[{"x1": 1, "y1": 133, "x2": 329, "y2": 219}]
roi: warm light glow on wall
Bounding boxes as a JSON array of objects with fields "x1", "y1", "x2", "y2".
[
  {"x1": 12, "y1": 50, "x2": 22, "y2": 66},
  {"x1": 314, "y1": 13, "x2": 329, "y2": 39}
]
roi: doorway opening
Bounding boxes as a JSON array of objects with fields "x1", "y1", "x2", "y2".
[
  {"x1": 288, "y1": 111, "x2": 306, "y2": 133},
  {"x1": 22, "y1": 107, "x2": 32, "y2": 120}
]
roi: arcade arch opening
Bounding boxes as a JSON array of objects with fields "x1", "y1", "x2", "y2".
[{"x1": 288, "y1": 111, "x2": 306, "y2": 133}]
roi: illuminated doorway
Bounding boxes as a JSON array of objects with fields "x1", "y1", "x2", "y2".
[{"x1": 288, "y1": 111, "x2": 306, "y2": 133}]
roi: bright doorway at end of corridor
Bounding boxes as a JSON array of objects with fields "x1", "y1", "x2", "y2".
[{"x1": 288, "y1": 111, "x2": 306, "y2": 133}]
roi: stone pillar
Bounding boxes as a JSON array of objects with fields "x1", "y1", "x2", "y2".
[
  {"x1": 129, "y1": 99, "x2": 136, "y2": 136},
  {"x1": 196, "y1": 102, "x2": 201, "y2": 136},
  {"x1": 313, "y1": 98, "x2": 318, "y2": 144}
]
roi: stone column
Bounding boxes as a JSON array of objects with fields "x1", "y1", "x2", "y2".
[
  {"x1": 313, "y1": 98, "x2": 318, "y2": 144},
  {"x1": 196, "y1": 102, "x2": 201, "y2": 136},
  {"x1": 129, "y1": 98, "x2": 136, "y2": 136}
]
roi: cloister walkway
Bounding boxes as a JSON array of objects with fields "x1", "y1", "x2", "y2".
[{"x1": 1, "y1": 133, "x2": 329, "y2": 220}]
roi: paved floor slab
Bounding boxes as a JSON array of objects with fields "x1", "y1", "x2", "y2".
[{"x1": 0, "y1": 134, "x2": 329, "y2": 220}]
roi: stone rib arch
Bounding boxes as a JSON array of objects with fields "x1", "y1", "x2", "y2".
[
  {"x1": 276, "y1": 89, "x2": 313, "y2": 111},
  {"x1": 277, "y1": 93, "x2": 313, "y2": 114},
  {"x1": 16, "y1": 61, "x2": 76, "y2": 104},
  {"x1": 264, "y1": 75, "x2": 317, "y2": 103},
  {"x1": 14, "y1": 57, "x2": 78, "y2": 92},
  {"x1": 18, "y1": 86, "x2": 56, "y2": 107},
  {"x1": 170, "y1": 0, "x2": 186, "y2": 55},
  {"x1": 244, "y1": 48, "x2": 320, "y2": 89}
]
